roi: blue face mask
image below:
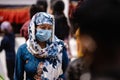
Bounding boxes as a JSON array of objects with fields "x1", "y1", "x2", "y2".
[{"x1": 36, "y1": 29, "x2": 52, "y2": 42}]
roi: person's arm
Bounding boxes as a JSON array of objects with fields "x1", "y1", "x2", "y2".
[
  {"x1": 0, "y1": 40, "x2": 4, "y2": 52},
  {"x1": 0, "y1": 38, "x2": 7, "y2": 52},
  {"x1": 14, "y1": 46, "x2": 24, "y2": 80},
  {"x1": 59, "y1": 46, "x2": 69, "y2": 80},
  {"x1": 62, "y1": 47, "x2": 69, "y2": 73}
]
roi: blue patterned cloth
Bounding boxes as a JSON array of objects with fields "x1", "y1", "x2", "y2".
[{"x1": 35, "y1": 12, "x2": 53, "y2": 25}]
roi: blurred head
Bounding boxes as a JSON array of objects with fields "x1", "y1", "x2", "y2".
[
  {"x1": 0, "y1": 21, "x2": 13, "y2": 33},
  {"x1": 30, "y1": 4, "x2": 46, "y2": 19},
  {"x1": 29, "y1": 12, "x2": 54, "y2": 42},
  {"x1": 36, "y1": 0, "x2": 48, "y2": 12},
  {"x1": 51, "y1": 0, "x2": 65, "y2": 14}
]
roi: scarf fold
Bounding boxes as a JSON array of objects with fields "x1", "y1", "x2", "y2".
[{"x1": 26, "y1": 37, "x2": 63, "y2": 58}]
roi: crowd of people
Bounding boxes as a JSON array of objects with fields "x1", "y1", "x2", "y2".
[{"x1": 0, "y1": 0, "x2": 120, "y2": 80}]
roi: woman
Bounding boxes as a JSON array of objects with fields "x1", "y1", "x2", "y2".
[{"x1": 14, "y1": 12, "x2": 69, "y2": 80}]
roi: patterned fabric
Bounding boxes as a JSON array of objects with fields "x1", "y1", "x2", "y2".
[
  {"x1": 26, "y1": 12, "x2": 64, "y2": 80},
  {"x1": 29, "y1": 38, "x2": 63, "y2": 58},
  {"x1": 35, "y1": 12, "x2": 53, "y2": 26}
]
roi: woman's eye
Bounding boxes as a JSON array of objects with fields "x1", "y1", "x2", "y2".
[
  {"x1": 41, "y1": 27, "x2": 46, "y2": 29},
  {"x1": 37, "y1": 25, "x2": 52, "y2": 30},
  {"x1": 37, "y1": 26, "x2": 44, "y2": 29},
  {"x1": 48, "y1": 27, "x2": 52, "y2": 30},
  {"x1": 40, "y1": 26, "x2": 45, "y2": 29}
]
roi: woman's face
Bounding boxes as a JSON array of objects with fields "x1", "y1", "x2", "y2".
[
  {"x1": 35, "y1": 24, "x2": 53, "y2": 42},
  {"x1": 36, "y1": 24, "x2": 52, "y2": 30}
]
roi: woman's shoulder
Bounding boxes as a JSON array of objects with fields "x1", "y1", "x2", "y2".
[
  {"x1": 17, "y1": 43, "x2": 29, "y2": 56},
  {"x1": 53, "y1": 36, "x2": 67, "y2": 49},
  {"x1": 18, "y1": 43, "x2": 27, "y2": 49},
  {"x1": 17, "y1": 43, "x2": 28, "y2": 53},
  {"x1": 56, "y1": 38, "x2": 66, "y2": 47}
]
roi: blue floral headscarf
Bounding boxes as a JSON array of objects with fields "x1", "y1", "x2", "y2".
[{"x1": 27, "y1": 12, "x2": 55, "y2": 54}]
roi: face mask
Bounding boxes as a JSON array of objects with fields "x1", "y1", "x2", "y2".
[{"x1": 36, "y1": 29, "x2": 52, "y2": 42}]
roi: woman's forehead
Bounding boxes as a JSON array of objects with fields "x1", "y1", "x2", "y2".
[
  {"x1": 42, "y1": 24, "x2": 52, "y2": 26},
  {"x1": 36, "y1": 24, "x2": 53, "y2": 29},
  {"x1": 37, "y1": 24, "x2": 52, "y2": 26}
]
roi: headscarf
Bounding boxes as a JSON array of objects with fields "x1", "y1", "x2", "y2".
[
  {"x1": 26, "y1": 12, "x2": 64, "y2": 80},
  {"x1": 26, "y1": 12, "x2": 55, "y2": 55}
]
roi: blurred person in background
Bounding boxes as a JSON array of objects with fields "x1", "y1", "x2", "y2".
[
  {"x1": 14, "y1": 12, "x2": 69, "y2": 80},
  {"x1": 70, "y1": 0, "x2": 120, "y2": 79},
  {"x1": 65, "y1": 34, "x2": 96, "y2": 80},
  {"x1": 50, "y1": 0, "x2": 71, "y2": 59},
  {"x1": 68, "y1": 0, "x2": 85, "y2": 61},
  {"x1": 20, "y1": 21, "x2": 29, "y2": 41},
  {"x1": 68, "y1": 0, "x2": 80, "y2": 20},
  {"x1": 20, "y1": 4, "x2": 48, "y2": 41},
  {"x1": 36, "y1": 0, "x2": 48, "y2": 12},
  {"x1": 0, "y1": 21, "x2": 16, "y2": 80},
  {"x1": 51, "y1": 0, "x2": 70, "y2": 41}
]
